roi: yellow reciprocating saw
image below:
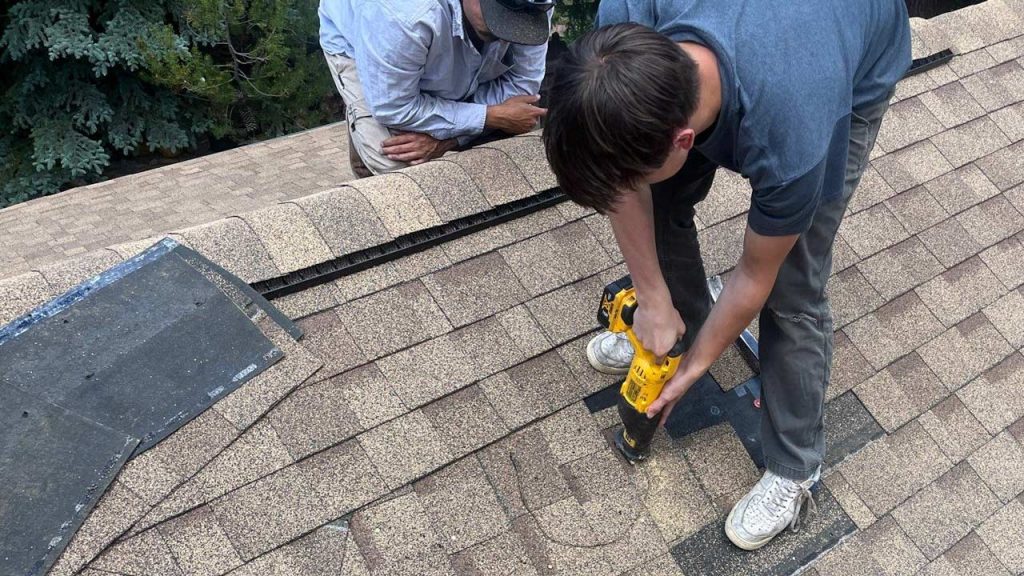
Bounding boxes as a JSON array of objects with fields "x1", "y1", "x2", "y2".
[{"x1": 598, "y1": 275, "x2": 685, "y2": 463}]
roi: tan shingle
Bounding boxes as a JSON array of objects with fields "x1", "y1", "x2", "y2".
[
  {"x1": 989, "y1": 100, "x2": 1024, "y2": 142},
  {"x1": 696, "y1": 168, "x2": 750, "y2": 225},
  {"x1": 357, "y1": 410, "x2": 451, "y2": 490},
  {"x1": 89, "y1": 528, "x2": 179, "y2": 576},
  {"x1": 885, "y1": 186, "x2": 949, "y2": 235},
  {"x1": 812, "y1": 516, "x2": 927, "y2": 576},
  {"x1": 500, "y1": 221, "x2": 612, "y2": 297},
  {"x1": 933, "y1": 117, "x2": 1012, "y2": 168},
  {"x1": 536, "y1": 403, "x2": 606, "y2": 465},
  {"x1": 849, "y1": 164, "x2": 897, "y2": 213},
  {"x1": 495, "y1": 304, "x2": 552, "y2": 359},
  {"x1": 919, "y1": 81, "x2": 988, "y2": 128},
  {"x1": 401, "y1": 160, "x2": 489, "y2": 222},
  {"x1": 159, "y1": 506, "x2": 243, "y2": 576},
  {"x1": 827, "y1": 267, "x2": 885, "y2": 327},
  {"x1": 480, "y1": 351, "x2": 583, "y2": 429},
  {"x1": 333, "y1": 246, "x2": 451, "y2": 304},
  {"x1": 447, "y1": 147, "x2": 535, "y2": 205},
  {"x1": 855, "y1": 352, "x2": 947, "y2": 432},
  {"x1": 350, "y1": 491, "x2": 453, "y2": 576},
  {"x1": 421, "y1": 252, "x2": 527, "y2": 327},
  {"x1": 267, "y1": 374, "x2": 363, "y2": 460},
  {"x1": 824, "y1": 471, "x2": 877, "y2": 530},
  {"x1": 961, "y1": 60, "x2": 1024, "y2": 112},
  {"x1": 680, "y1": 423, "x2": 759, "y2": 503},
  {"x1": 327, "y1": 364, "x2": 406, "y2": 430},
  {"x1": 976, "y1": 499, "x2": 1024, "y2": 574},
  {"x1": 857, "y1": 237, "x2": 945, "y2": 300},
  {"x1": 226, "y1": 525, "x2": 348, "y2": 576},
  {"x1": 840, "y1": 203, "x2": 912, "y2": 259},
  {"x1": 831, "y1": 330, "x2": 877, "y2": 400},
  {"x1": 293, "y1": 309, "x2": 364, "y2": 379},
  {"x1": 345, "y1": 173, "x2": 442, "y2": 237},
  {"x1": 918, "y1": 313, "x2": 1014, "y2": 390},
  {"x1": 525, "y1": 273, "x2": 606, "y2": 345},
  {"x1": 36, "y1": 249, "x2": 122, "y2": 293},
  {"x1": 583, "y1": 213, "x2": 623, "y2": 262},
  {"x1": 709, "y1": 344, "x2": 756, "y2": 391},
  {"x1": 844, "y1": 292, "x2": 946, "y2": 370},
  {"x1": 983, "y1": 288, "x2": 1024, "y2": 347},
  {"x1": 270, "y1": 283, "x2": 342, "y2": 321},
  {"x1": 421, "y1": 385, "x2": 509, "y2": 459},
  {"x1": 337, "y1": 280, "x2": 452, "y2": 359},
  {"x1": 478, "y1": 133, "x2": 557, "y2": 192},
  {"x1": 958, "y1": 352, "x2": 1024, "y2": 434},
  {"x1": 477, "y1": 427, "x2": 571, "y2": 516},
  {"x1": 0, "y1": 271, "x2": 55, "y2": 326},
  {"x1": 873, "y1": 141, "x2": 955, "y2": 193},
  {"x1": 48, "y1": 481, "x2": 149, "y2": 576},
  {"x1": 293, "y1": 187, "x2": 390, "y2": 257},
  {"x1": 923, "y1": 531, "x2": 1012, "y2": 576},
  {"x1": 948, "y1": 49, "x2": 999, "y2": 79},
  {"x1": 414, "y1": 458, "x2": 509, "y2": 553},
  {"x1": 630, "y1": 434, "x2": 717, "y2": 542},
  {"x1": 968, "y1": 431, "x2": 1024, "y2": 501},
  {"x1": 698, "y1": 214, "x2": 746, "y2": 275},
  {"x1": 916, "y1": 256, "x2": 1006, "y2": 327}
]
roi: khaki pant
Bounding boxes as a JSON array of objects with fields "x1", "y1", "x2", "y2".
[{"x1": 324, "y1": 52, "x2": 406, "y2": 177}]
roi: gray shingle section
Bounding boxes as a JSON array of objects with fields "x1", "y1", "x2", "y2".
[
  {"x1": 840, "y1": 203, "x2": 912, "y2": 259},
  {"x1": 838, "y1": 421, "x2": 952, "y2": 515},
  {"x1": 377, "y1": 316, "x2": 525, "y2": 408},
  {"x1": 414, "y1": 457, "x2": 509, "y2": 554},
  {"x1": 159, "y1": 506, "x2": 243, "y2": 576},
  {"x1": 827, "y1": 267, "x2": 885, "y2": 327},
  {"x1": 833, "y1": 234, "x2": 861, "y2": 273},
  {"x1": 984, "y1": 288, "x2": 1024, "y2": 347},
  {"x1": 293, "y1": 309, "x2": 364, "y2": 380},
  {"x1": 891, "y1": 463, "x2": 1001, "y2": 560},
  {"x1": 989, "y1": 101, "x2": 1024, "y2": 142},
  {"x1": 857, "y1": 237, "x2": 945, "y2": 299},
  {"x1": 345, "y1": 173, "x2": 442, "y2": 237},
  {"x1": 986, "y1": 29, "x2": 1024, "y2": 63},
  {"x1": 976, "y1": 140, "x2": 1024, "y2": 190},
  {"x1": 933, "y1": 117, "x2": 1012, "y2": 168},
  {"x1": 981, "y1": 233, "x2": 1024, "y2": 290},
  {"x1": 421, "y1": 385, "x2": 510, "y2": 459},
  {"x1": 174, "y1": 218, "x2": 280, "y2": 282},
  {"x1": 919, "y1": 80, "x2": 988, "y2": 128},
  {"x1": 919, "y1": 395, "x2": 992, "y2": 464},
  {"x1": 918, "y1": 313, "x2": 1014, "y2": 390},
  {"x1": 447, "y1": 147, "x2": 535, "y2": 205},
  {"x1": 401, "y1": 160, "x2": 489, "y2": 222},
  {"x1": 845, "y1": 292, "x2": 946, "y2": 370},
  {"x1": 924, "y1": 163, "x2": 1002, "y2": 214},
  {"x1": 855, "y1": 352, "x2": 947, "y2": 432},
  {"x1": 931, "y1": 8, "x2": 988, "y2": 53},
  {"x1": 967, "y1": 431, "x2": 1024, "y2": 502},
  {"x1": 478, "y1": 133, "x2": 557, "y2": 192},
  {"x1": 421, "y1": 252, "x2": 527, "y2": 327},
  {"x1": 240, "y1": 203, "x2": 333, "y2": 273},
  {"x1": 976, "y1": 499, "x2": 1024, "y2": 574},
  {"x1": 957, "y1": 194, "x2": 1024, "y2": 249},
  {"x1": 849, "y1": 164, "x2": 897, "y2": 213},
  {"x1": 873, "y1": 141, "x2": 955, "y2": 193},
  {"x1": 948, "y1": 49, "x2": 999, "y2": 79},
  {"x1": 337, "y1": 280, "x2": 452, "y2": 359},
  {"x1": 916, "y1": 256, "x2": 1007, "y2": 327},
  {"x1": 293, "y1": 187, "x2": 390, "y2": 257},
  {"x1": 918, "y1": 217, "x2": 985, "y2": 268},
  {"x1": 884, "y1": 186, "x2": 949, "y2": 235},
  {"x1": 961, "y1": 60, "x2": 1024, "y2": 112},
  {"x1": 962, "y1": 0, "x2": 1024, "y2": 45},
  {"x1": 876, "y1": 97, "x2": 945, "y2": 152},
  {"x1": 958, "y1": 352, "x2": 1024, "y2": 434},
  {"x1": 499, "y1": 221, "x2": 612, "y2": 297}
]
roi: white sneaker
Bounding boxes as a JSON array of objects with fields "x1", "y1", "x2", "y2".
[
  {"x1": 725, "y1": 467, "x2": 820, "y2": 551},
  {"x1": 586, "y1": 331, "x2": 634, "y2": 375}
]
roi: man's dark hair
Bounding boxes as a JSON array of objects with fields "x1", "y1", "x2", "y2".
[{"x1": 542, "y1": 23, "x2": 700, "y2": 213}]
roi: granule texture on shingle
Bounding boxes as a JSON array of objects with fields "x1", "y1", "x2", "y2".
[
  {"x1": 967, "y1": 431, "x2": 1024, "y2": 502},
  {"x1": 401, "y1": 159, "x2": 489, "y2": 222},
  {"x1": 844, "y1": 292, "x2": 946, "y2": 370},
  {"x1": 159, "y1": 506, "x2": 243, "y2": 576},
  {"x1": 227, "y1": 524, "x2": 349, "y2": 576},
  {"x1": 480, "y1": 351, "x2": 583, "y2": 429},
  {"x1": 855, "y1": 352, "x2": 947, "y2": 432},
  {"x1": 421, "y1": 252, "x2": 528, "y2": 327},
  {"x1": 957, "y1": 352, "x2": 1024, "y2": 434},
  {"x1": 345, "y1": 172, "x2": 442, "y2": 237},
  {"x1": 849, "y1": 164, "x2": 898, "y2": 213},
  {"x1": 357, "y1": 409, "x2": 452, "y2": 490},
  {"x1": 421, "y1": 385, "x2": 509, "y2": 459},
  {"x1": 478, "y1": 133, "x2": 558, "y2": 192},
  {"x1": 827, "y1": 266, "x2": 885, "y2": 327},
  {"x1": 956, "y1": 194, "x2": 1024, "y2": 249},
  {"x1": 918, "y1": 217, "x2": 986, "y2": 268},
  {"x1": 37, "y1": 249, "x2": 122, "y2": 293},
  {"x1": 0, "y1": 271, "x2": 55, "y2": 327},
  {"x1": 916, "y1": 256, "x2": 1007, "y2": 327},
  {"x1": 680, "y1": 423, "x2": 760, "y2": 502},
  {"x1": 267, "y1": 374, "x2": 363, "y2": 459},
  {"x1": 447, "y1": 146, "x2": 536, "y2": 205},
  {"x1": 89, "y1": 528, "x2": 180, "y2": 576},
  {"x1": 499, "y1": 220, "x2": 612, "y2": 297},
  {"x1": 811, "y1": 516, "x2": 927, "y2": 576},
  {"x1": 830, "y1": 331, "x2": 877, "y2": 400},
  {"x1": 856, "y1": 236, "x2": 945, "y2": 300},
  {"x1": 172, "y1": 218, "x2": 281, "y2": 283},
  {"x1": 918, "y1": 80, "x2": 988, "y2": 128},
  {"x1": 873, "y1": 140, "x2": 955, "y2": 193},
  {"x1": 976, "y1": 140, "x2": 1024, "y2": 190},
  {"x1": 240, "y1": 203, "x2": 333, "y2": 273},
  {"x1": 931, "y1": 116, "x2": 1011, "y2": 168},
  {"x1": 414, "y1": 457, "x2": 509, "y2": 553},
  {"x1": 924, "y1": 163, "x2": 1001, "y2": 213},
  {"x1": 293, "y1": 309, "x2": 364, "y2": 379},
  {"x1": 980, "y1": 233, "x2": 1024, "y2": 289},
  {"x1": 350, "y1": 491, "x2": 453, "y2": 576},
  {"x1": 917, "y1": 313, "x2": 1014, "y2": 390},
  {"x1": 876, "y1": 96, "x2": 945, "y2": 152},
  {"x1": 885, "y1": 186, "x2": 949, "y2": 235},
  {"x1": 983, "y1": 288, "x2": 1024, "y2": 347},
  {"x1": 293, "y1": 186, "x2": 391, "y2": 257},
  {"x1": 337, "y1": 280, "x2": 452, "y2": 359},
  {"x1": 976, "y1": 498, "x2": 1024, "y2": 574}
]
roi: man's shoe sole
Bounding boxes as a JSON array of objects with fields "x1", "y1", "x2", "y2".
[
  {"x1": 724, "y1": 504, "x2": 777, "y2": 551},
  {"x1": 586, "y1": 336, "x2": 630, "y2": 376}
]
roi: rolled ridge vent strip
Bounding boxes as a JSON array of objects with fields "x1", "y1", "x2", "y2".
[{"x1": 254, "y1": 189, "x2": 568, "y2": 300}]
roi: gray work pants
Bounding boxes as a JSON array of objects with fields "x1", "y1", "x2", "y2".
[{"x1": 654, "y1": 95, "x2": 889, "y2": 480}]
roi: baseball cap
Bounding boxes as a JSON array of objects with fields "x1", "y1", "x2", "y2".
[{"x1": 479, "y1": 0, "x2": 554, "y2": 46}]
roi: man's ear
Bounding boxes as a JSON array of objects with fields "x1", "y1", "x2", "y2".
[{"x1": 672, "y1": 127, "x2": 696, "y2": 152}]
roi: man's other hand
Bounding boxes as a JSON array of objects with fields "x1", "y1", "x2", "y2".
[
  {"x1": 382, "y1": 132, "x2": 457, "y2": 165},
  {"x1": 486, "y1": 95, "x2": 547, "y2": 134}
]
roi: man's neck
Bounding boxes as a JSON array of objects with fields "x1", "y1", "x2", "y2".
[{"x1": 679, "y1": 42, "x2": 722, "y2": 136}]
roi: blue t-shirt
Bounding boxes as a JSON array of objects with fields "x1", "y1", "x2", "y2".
[{"x1": 596, "y1": 0, "x2": 912, "y2": 235}]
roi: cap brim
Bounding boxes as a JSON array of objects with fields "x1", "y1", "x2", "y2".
[{"x1": 479, "y1": 0, "x2": 551, "y2": 46}]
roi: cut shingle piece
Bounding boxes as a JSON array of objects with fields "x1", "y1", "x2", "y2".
[
  {"x1": 976, "y1": 140, "x2": 1024, "y2": 190},
  {"x1": 918, "y1": 217, "x2": 985, "y2": 268},
  {"x1": 447, "y1": 147, "x2": 535, "y2": 205},
  {"x1": 975, "y1": 499, "x2": 1024, "y2": 574},
  {"x1": 421, "y1": 252, "x2": 527, "y2": 327},
  {"x1": 421, "y1": 385, "x2": 510, "y2": 459},
  {"x1": 876, "y1": 97, "x2": 945, "y2": 152},
  {"x1": 961, "y1": 60, "x2": 1024, "y2": 112},
  {"x1": 293, "y1": 187, "x2": 390, "y2": 257},
  {"x1": 931, "y1": 117, "x2": 1011, "y2": 168},
  {"x1": 173, "y1": 217, "x2": 280, "y2": 283},
  {"x1": 873, "y1": 140, "x2": 955, "y2": 193},
  {"x1": 827, "y1": 266, "x2": 885, "y2": 327},
  {"x1": 967, "y1": 431, "x2": 1024, "y2": 502},
  {"x1": 414, "y1": 457, "x2": 509, "y2": 554},
  {"x1": 956, "y1": 194, "x2": 1024, "y2": 249},
  {"x1": 856, "y1": 236, "x2": 945, "y2": 300},
  {"x1": 891, "y1": 462, "x2": 1002, "y2": 560},
  {"x1": 477, "y1": 426, "x2": 571, "y2": 517},
  {"x1": 915, "y1": 256, "x2": 1007, "y2": 327},
  {"x1": 844, "y1": 292, "x2": 946, "y2": 370},
  {"x1": 536, "y1": 403, "x2": 606, "y2": 465},
  {"x1": 336, "y1": 280, "x2": 452, "y2": 359},
  {"x1": 918, "y1": 80, "x2": 988, "y2": 129},
  {"x1": 884, "y1": 186, "x2": 948, "y2": 235},
  {"x1": 855, "y1": 352, "x2": 947, "y2": 432},
  {"x1": 159, "y1": 506, "x2": 243, "y2": 576},
  {"x1": 983, "y1": 288, "x2": 1024, "y2": 347},
  {"x1": 499, "y1": 220, "x2": 611, "y2": 297},
  {"x1": 225, "y1": 524, "x2": 348, "y2": 576},
  {"x1": 350, "y1": 491, "x2": 454, "y2": 576},
  {"x1": 89, "y1": 528, "x2": 181, "y2": 576},
  {"x1": 240, "y1": 203, "x2": 333, "y2": 274},
  {"x1": 357, "y1": 409, "x2": 451, "y2": 490},
  {"x1": 449, "y1": 531, "x2": 538, "y2": 576},
  {"x1": 917, "y1": 313, "x2": 1014, "y2": 390},
  {"x1": 401, "y1": 160, "x2": 489, "y2": 222},
  {"x1": 329, "y1": 364, "x2": 405, "y2": 430},
  {"x1": 837, "y1": 421, "x2": 952, "y2": 516},
  {"x1": 980, "y1": 233, "x2": 1024, "y2": 289},
  {"x1": 958, "y1": 352, "x2": 1024, "y2": 434},
  {"x1": 345, "y1": 173, "x2": 442, "y2": 237},
  {"x1": 839, "y1": 203, "x2": 911, "y2": 259},
  {"x1": 924, "y1": 163, "x2": 1001, "y2": 214}
]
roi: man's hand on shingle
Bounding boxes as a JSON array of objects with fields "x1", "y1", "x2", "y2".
[{"x1": 485, "y1": 95, "x2": 547, "y2": 135}]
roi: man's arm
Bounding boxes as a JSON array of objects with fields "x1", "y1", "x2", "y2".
[{"x1": 471, "y1": 41, "x2": 548, "y2": 107}]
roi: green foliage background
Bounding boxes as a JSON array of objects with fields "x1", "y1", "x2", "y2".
[{"x1": 0, "y1": 0, "x2": 335, "y2": 207}]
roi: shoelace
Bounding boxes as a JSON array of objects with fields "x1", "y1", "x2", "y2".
[{"x1": 753, "y1": 476, "x2": 818, "y2": 533}]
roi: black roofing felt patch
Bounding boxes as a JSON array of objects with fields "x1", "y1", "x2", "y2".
[{"x1": 0, "y1": 239, "x2": 287, "y2": 575}]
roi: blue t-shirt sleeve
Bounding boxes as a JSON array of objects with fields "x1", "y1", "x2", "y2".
[{"x1": 746, "y1": 158, "x2": 826, "y2": 236}]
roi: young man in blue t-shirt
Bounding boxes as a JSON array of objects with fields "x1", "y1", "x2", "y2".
[{"x1": 542, "y1": 0, "x2": 911, "y2": 549}]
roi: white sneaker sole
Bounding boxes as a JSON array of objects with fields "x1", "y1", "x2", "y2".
[
  {"x1": 724, "y1": 504, "x2": 777, "y2": 551},
  {"x1": 586, "y1": 335, "x2": 630, "y2": 375}
]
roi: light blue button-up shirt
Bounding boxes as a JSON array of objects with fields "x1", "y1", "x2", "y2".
[{"x1": 319, "y1": 0, "x2": 548, "y2": 143}]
